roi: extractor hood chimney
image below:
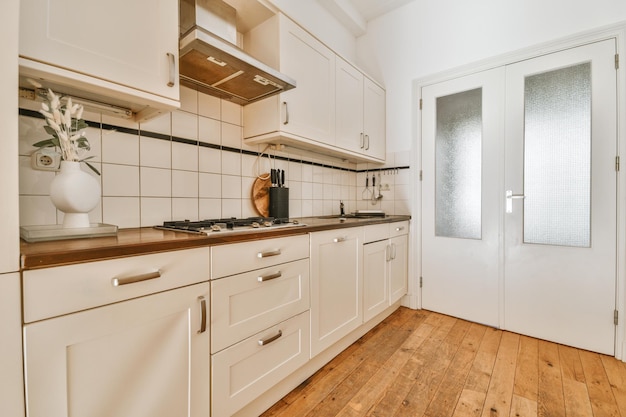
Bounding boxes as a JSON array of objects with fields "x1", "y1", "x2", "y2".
[{"x1": 179, "y1": 0, "x2": 295, "y2": 105}]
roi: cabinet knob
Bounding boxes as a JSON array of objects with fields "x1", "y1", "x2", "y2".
[{"x1": 333, "y1": 236, "x2": 347, "y2": 243}]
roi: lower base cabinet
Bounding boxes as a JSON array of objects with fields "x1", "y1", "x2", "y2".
[
  {"x1": 211, "y1": 311, "x2": 311, "y2": 417},
  {"x1": 23, "y1": 282, "x2": 210, "y2": 417},
  {"x1": 310, "y1": 227, "x2": 364, "y2": 357}
]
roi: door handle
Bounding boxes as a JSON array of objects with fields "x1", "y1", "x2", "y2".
[
  {"x1": 197, "y1": 296, "x2": 207, "y2": 334},
  {"x1": 506, "y1": 190, "x2": 525, "y2": 213}
]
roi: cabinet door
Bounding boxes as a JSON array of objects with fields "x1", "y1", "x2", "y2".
[
  {"x1": 363, "y1": 240, "x2": 389, "y2": 322},
  {"x1": 23, "y1": 283, "x2": 209, "y2": 417},
  {"x1": 335, "y1": 57, "x2": 364, "y2": 152},
  {"x1": 19, "y1": 0, "x2": 179, "y2": 101},
  {"x1": 310, "y1": 227, "x2": 363, "y2": 357},
  {"x1": 363, "y1": 78, "x2": 386, "y2": 160},
  {"x1": 389, "y1": 234, "x2": 408, "y2": 304},
  {"x1": 279, "y1": 16, "x2": 335, "y2": 143}
]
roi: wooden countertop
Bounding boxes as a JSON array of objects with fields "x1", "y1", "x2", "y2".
[{"x1": 20, "y1": 215, "x2": 411, "y2": 270}]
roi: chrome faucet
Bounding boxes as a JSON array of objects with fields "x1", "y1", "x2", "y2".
[{"x1": 340, "y1": 200, "x2": 345, "y2": 217}]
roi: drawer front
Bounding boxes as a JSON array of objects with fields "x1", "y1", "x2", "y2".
[
  {"x1": 389, "y1": 221, "x2": 409, "y2": 238},
  {"x1": 211, "y1": 258, "x2": 310, "y2": 353},
  {"x1": 211, "y1": 311, "x2": 310, "y2": 417},
  {"x1": 363, "y1": 223, "x2": 389, "y2": 243},
  {"x1": 23, "y1": 248, "x2": 209, "y2": 323},
  {"x1": 211, "y1": 234, "x2": 309, "y2": 278}
]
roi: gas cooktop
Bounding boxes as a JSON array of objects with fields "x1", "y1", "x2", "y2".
[{"x1": 155, "y1": 217, "x2": 306, "y2": 235}]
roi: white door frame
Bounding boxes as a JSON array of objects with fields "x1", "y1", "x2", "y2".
[{"x1": 410, "y1": 21, "x2": 626, "y2": 360}]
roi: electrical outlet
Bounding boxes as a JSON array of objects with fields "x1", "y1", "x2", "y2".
[{"x1": 31, "y1": 149, "x2": 61, "y2": 171}]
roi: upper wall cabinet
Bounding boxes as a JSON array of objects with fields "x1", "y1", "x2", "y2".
[
  {"x1": 19, "y1": 0, "x2": 180, "y2": 120},
  {"x1": 243, "y1": 14, "x2": 386, "y2": 163},
  {"x1": 336, "y1": 57, "x2": 386, "y2": 161}
]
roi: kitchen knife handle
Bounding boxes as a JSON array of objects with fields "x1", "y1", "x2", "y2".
[
  {"x1": 257, "y1": 249, "x2": 282, "y2": 258},
  {"x1": 258, "y1": 330, "x2": 282, "y2": 346},
  {"x1": 281, "y1": 169, "x2": 285, "y2": 187},
  {"x1": 166, "y1": 52, "x2": 176, "y2": 87},
  {"x1": 258, "y1": 271, "x2": 282, "y2": 282},
  {"x1": 111, "y1": 270, "x2": 161, "y2": 287},
  {"x1": 283, "y1": 101, "x2": 289, "y2": 125},
  {"x1": 197, "y1": 296, "x2": 207, "y2": 334}
]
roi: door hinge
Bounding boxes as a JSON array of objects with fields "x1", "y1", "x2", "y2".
[
  {"x1": 420, "y1": 276, "x2": 423, "y2": 288},
  {"x1": 419, "y1": 170, "x2": 423, "y2": 181},
  {"x1": 615, "y1": 310, "x2": 619, "y2": 325},
  {"x1": 419, "y1": 98, "x2": 423, "y2": 110},
  {"x1": 616, "y1": 156, "x2": 620, "y2": 172},
  {"x1": 616, "y1": 53, "x2": 620, "y2": 70}
]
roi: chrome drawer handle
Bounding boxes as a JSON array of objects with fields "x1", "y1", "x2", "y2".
[
  {"x1": 198, "y1": 296, "x2": 207, "y2": 334},
  {"x1": 333, "y1": 236, "x2": 347, "y2": 243},
  {"x1": 258, "y1": 271, "x2": 282, "y2": 282},
  {"x1": 111, "y1": 270, "x2": 161, "y2": 287},
  {"x1": 257, "y1": 249, "x2": 282, "y2": 258},
  {"x1": 258, "y1": 330, "x2": 282, "y2": 346},
  {"x1": 395, "y1": 226, "x2": 405, "y2": 232}
]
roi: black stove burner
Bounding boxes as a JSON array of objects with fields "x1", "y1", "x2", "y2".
[{"x1": 161, "y1": 217, "x2": 290, "y2": 233}]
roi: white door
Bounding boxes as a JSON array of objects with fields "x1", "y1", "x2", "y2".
[
  {"x1": 421, "y1": 68, "x2": 504, "y2": 327},
  {"x1": 504, "y1": 39, "x2": 617, "y2": 355},
  {"x1": 421, "y1": 39, "x2": 617, "y2": 354}
]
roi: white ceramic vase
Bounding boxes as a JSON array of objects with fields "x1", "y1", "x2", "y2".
[{"x1": 50, "y1": 161, "x2": 101, "y2": 229}]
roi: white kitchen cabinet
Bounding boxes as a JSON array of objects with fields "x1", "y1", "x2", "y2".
[
  {"x1": 22, "y1": 248, "x2": 210, "y2": 417},
  {"x1": 336, "y1": 57, "x2": 386, "y2": 161},
  {"x1": 363, "y1": 221, "x2": 409, "y2": 321},
  {"x1": 363, "y1": 239, "x2": 389, "y2": 322},
  {"x1": 310, "y1": 227, "x2": 363, "y2": 357},
  {"x1": 211, "y1": 258, "x2": 310, "y2": 353},
  {"x1": 23, "y1": 282, "x2": 210, "y2": 417},
  {"x1": 19, "y1": 0, "x2": 179, "y2": 119},
  {"x1": 0, "y1": 273, "x2": 24, "y2": 417},
  {"x1": 244, "y1": 14, "x2": 336, "y2": 144},
  {"x1": 244, "y1": 14, "x2": 385, "y2": 163},
  {"x1": 389, "y1": 226, "x2": 409, "y2": 304},
  {"x1": 210, "y1": 235, "x2": 310, "y2": 417},
  {"x1": 212, "y1": 311, "x2": 310, "y2": 417},
  {"x1": 363, "y1": 78, "x2": 387, "y2": 160}
]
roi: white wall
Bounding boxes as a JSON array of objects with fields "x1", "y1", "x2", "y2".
[
  {"x1": 356, "y1": 0, "x2": 626, "y2": 153},
  {"x1": 268, "y1": 0, "x2": 357, "y2": 61}
]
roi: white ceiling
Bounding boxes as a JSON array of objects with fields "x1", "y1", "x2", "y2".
[
  {"x1": 317, "y1": 0, "x2": 414, "y2": 36},
  {"x1": 347, "y1": 0, "x2": 415, "y2": 21}
]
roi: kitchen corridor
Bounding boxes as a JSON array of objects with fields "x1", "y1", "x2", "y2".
[{"x1": 262, "y1": 308, "x2": 626, "y2": 416}]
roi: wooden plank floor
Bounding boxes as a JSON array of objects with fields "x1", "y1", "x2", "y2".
[{"x1": 261, "y1": 308, "x2": 626, "y2": 417}]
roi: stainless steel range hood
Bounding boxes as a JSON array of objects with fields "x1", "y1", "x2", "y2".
[{"x1": 179, "y1": 0, "x2": 295, "y2": 105}]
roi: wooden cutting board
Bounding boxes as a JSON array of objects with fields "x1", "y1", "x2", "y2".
[{"x1": 252, "y1": 174, "x2": 271, "y2": 217}]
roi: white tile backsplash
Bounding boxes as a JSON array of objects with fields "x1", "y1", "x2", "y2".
[{"x1": 18, "y1": 93, "x2": 411, "y2": 229}]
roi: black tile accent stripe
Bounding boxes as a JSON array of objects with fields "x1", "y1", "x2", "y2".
[{"x1": 19, "y1": 108, "x2": 410, "y2": 173}]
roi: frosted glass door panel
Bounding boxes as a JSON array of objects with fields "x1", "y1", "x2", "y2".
[
  {"x1": 422, "y1": 68, "x2": 503, "y2": 328},
  {"x1": 504, "y1": 39, "x2": 616, "y2": 355},
  {"x1": 435, "y1": 88, "x2": 482, "y2": 240},
  {"x1": 523, "y1": 63, "x2": 591, "y2": 247}
]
